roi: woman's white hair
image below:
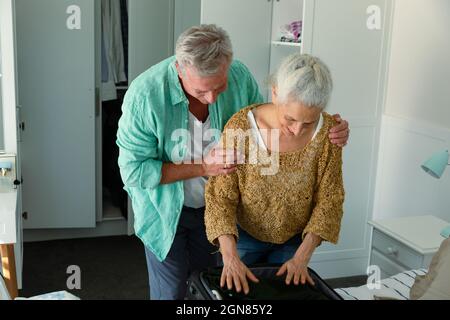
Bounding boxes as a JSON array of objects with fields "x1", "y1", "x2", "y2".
[
  {"x1": 176, "y1": 24, "x2": 233, "y2": 77},
  {"x1": 272, "y1": 53, "x2": 333, "y2": 109}
]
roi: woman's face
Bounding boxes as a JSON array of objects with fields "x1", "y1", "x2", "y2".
[{"x1": 272, "y1": 87, "x2": 322, "y2": 138}]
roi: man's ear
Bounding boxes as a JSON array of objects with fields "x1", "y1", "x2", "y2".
[
  {"x1": 175, "y1": 62, "x2": 183, "y2": 79},
  {"x1": 271, "y1": 86, "x2": 279, "y2": 104}
]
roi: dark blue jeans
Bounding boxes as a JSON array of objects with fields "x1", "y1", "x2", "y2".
[
  {"x1": 144, "y1": 206, "x2": 219, "y2": 300},
  {"x1": 237, "y1": 226, "x2": 302, "y2": 265}
]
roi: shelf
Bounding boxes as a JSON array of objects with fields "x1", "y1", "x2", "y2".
[{"x1": 271, "y1": 41, "x2": 302, "y2": 47}]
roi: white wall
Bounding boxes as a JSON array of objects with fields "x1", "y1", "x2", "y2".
[
  {"x1": 384, "y1": 0, "x2": 450, "y2": 127},
  {"x1": 374, "y1": 0, "x2": 450, "y2": 223},
  {"x1": 374, "y1": 115, "x2": 450, "y2": 222}
]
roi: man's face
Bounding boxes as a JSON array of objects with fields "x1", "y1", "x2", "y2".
[{"x1": 177, "y1": 63, "x2": 229, "y2": 105}]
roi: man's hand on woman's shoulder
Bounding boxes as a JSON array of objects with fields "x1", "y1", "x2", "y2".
[{"x1": 329, "y1": 114, "x2": 350, "y2": 147}]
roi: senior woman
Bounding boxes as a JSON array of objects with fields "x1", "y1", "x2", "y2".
[{"x1": 204, "y1": 53, "x2": 345, "y2": 295}]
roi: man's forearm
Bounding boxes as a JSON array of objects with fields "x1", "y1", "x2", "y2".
[{"x1": 160, "y1": 162, "x2": 205, "y2": 185}]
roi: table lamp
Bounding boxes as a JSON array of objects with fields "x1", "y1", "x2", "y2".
[
  {"x1": 421, "y1": 150, "x2": 450, "y2": 238},
  {"x1": 421, "y1": 150, "x2": 449, "y2": 179}
]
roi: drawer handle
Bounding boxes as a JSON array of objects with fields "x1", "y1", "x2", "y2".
[{"x1": 387, "y1": 247, "x2": 399, "y2": 256}]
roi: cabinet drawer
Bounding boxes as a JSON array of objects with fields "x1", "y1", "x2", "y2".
[
  {"x1": 370, "y1": 248, "x2": 406, "y2": 277},
  {"x1": 372, "y1": 229, "x2": 422, "y2": 269}
]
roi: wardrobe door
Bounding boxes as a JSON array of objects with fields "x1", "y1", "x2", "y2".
[
  {"x1": 128, "y1": 0, "x2": 175, "y2": 82},
  {"x1": 174, "y1": 0, "x2": 201, "y2": 47},
  {"x1": 16, "y1": 0, "x2": 96, "y2": 229},
  {"x1": 303, "y1": 0, "x2": 392, "y2": 277},
  {"x1": 201, "y1": 0, "x2": 273, "y2": 98}
]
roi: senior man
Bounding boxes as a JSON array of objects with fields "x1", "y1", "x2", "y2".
[{"x1": 117, "y1": 24, "x2": 350, "y2": 300}]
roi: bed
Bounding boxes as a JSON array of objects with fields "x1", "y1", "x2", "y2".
[{"x1": 335, "y1": 269, "x2": 428, "y2": 300}]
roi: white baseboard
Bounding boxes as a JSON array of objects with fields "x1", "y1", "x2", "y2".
[
  {"x1": 310, "y1": 256, "x2": 369, "y2": 279},
  {"x1": 23, "y1": 219, "x2": 128, "y2": 243}
]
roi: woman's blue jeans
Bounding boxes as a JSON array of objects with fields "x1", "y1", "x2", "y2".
[{"x1": 236, "y1": 226, "x2": 302, "y2": 265}]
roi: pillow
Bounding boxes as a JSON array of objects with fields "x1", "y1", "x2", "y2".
[{"x1": 410, "y1": 238, "x2": 450, "y2": 300}]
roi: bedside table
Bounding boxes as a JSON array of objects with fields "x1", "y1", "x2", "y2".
[{"x1": 368, "y1": 215, "x2": 449, "y2": 278}]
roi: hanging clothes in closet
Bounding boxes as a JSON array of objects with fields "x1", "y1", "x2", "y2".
[
  {"x1": 103, "y1": 91, "x2": 128, "y2": 217},
  {"x1": 120, "y1": 0, "x2": 129, "y2": 78},
  {"x1": 101, "y1": 0, "x2": 127, "y2": 101}
]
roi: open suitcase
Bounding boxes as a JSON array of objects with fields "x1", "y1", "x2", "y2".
[{"x1": 186, "y1": 264, "x2": 343, "y2": 300}]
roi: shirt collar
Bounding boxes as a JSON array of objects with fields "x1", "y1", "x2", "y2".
[{"x1": 168, "y1": 61, "x2": 188, "y2": 106}]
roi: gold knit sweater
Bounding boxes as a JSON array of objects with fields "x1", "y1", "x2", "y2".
[{"x1": 205, "y1": 105, "x2": 345, "y2": 246}]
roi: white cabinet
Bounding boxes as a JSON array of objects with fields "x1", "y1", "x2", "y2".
[
  {"x1": 128, "y1": 0, "x2": 175, "y2": 83},
  {"x1": 174, "y1": 0, "x2": 201, "y2": 50},
  {"x1": 202, "y1": 0, "x2": 305, "y2": 99},
  {"x1": 14, "y1": 0, "x2": 174, "y2": 235},
  {"x1": 202, "y1": 0, "x2": 394, "y2": 278},
  {"x1": 201, "y1": 0, "x2": 274, "y2": 98},
  {"x1": 16, "y1": 0, "x2": 97, "y2": 229},
  {"x1": 368, "y1": 215, "x2": 449, "y2": 278}
]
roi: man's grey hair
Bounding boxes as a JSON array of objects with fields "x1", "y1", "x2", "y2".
[
  {"x1": 271, "y1": 53, "x2": 333, "y2": 109},
  {"x1": 175, "y1": 24, "x2": 233, "y2": 76}
]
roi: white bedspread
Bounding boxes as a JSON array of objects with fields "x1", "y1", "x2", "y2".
[{"x1": 335, "y1": 269, "x2": 428, "y2": 300}]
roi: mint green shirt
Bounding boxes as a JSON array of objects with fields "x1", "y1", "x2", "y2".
[{"x1": 117, "y1": 56, "x2": 263, "y2": 261}]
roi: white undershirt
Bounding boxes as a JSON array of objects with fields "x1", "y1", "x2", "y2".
[
  {"x1": 183, "y1": 112, "x2": 211, "y2": 209},
  {"x1": 247, "y1": 110, "x2": 323, "y2": 151}
]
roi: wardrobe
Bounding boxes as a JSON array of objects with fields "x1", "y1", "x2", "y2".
[{"x1": 15, "y1": 0, "x2": 174, "y2": 238}]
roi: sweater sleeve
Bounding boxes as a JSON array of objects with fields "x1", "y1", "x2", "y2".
[
  {"x1": 302, "y1": 141, "x2": 345, "y2": 244},
  {"x1": 204, "y1": 113, "x2": 246, "y2": 246},
  {"x1": 205, "y1": 172, "x2": 240, "y2": 246}
]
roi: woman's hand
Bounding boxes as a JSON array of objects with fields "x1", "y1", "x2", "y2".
[
  {"x1": 218, "y1": 235, "x2": 259, "y2": 294},
  {"x1": 329, "y1": 114, "x2": 350, "y2": 147},
  {"x1": 276, "y1": 233, "x2": 322, "y2": 286},
  {"x1": 276, "y1": 255, "x2": 315, "y2": 286},
  {"x1": 221, "y1": 253, "x2": 259, "y2": 295}
]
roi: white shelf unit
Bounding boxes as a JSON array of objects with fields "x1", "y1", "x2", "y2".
[
  {"x1": 270, "y1": 0, "x2": 303, "y2": 43},
  {"x1": 269, "y1": 0, "x2": 304, "y2": 84},
  {"x1": 271, "y1": 41, "x2": 302, "y2": 47}
]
